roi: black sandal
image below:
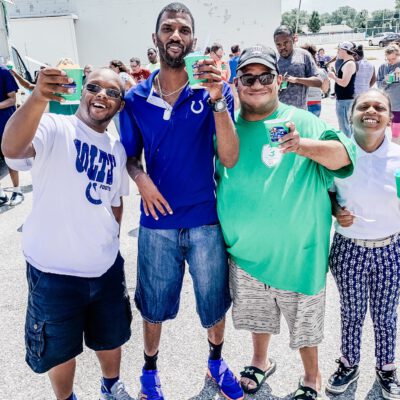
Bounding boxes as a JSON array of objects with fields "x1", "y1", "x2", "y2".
[{"x1": 239, "y1": 359, "x2": 277, "y2": 394}]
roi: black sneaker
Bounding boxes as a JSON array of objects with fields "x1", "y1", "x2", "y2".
[
  {"x1": 376, "y1": 368, "x2": 400, "y2": 399},
  {"x1": 0, "y1": 194, "x2": 8, "y2": 206},
  {"x1": 325, "y1": 359, "x2": 360, "y2": 394}
]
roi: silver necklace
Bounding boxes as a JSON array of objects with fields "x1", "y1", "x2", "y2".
[
  {"x1": 156, "y1": 76, "x2": 188, "y2": 97},
  {"x1": 155, "y1": 76, "x2": 187, "y2": 121}
]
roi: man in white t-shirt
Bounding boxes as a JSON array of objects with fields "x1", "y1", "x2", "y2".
[{"x1": 1, "y1": 68, "x2": 133, "y2": 400}]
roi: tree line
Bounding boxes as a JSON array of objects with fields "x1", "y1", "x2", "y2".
[{"x1": 282, "y1": 1, "x2": 400, "y2": 34}]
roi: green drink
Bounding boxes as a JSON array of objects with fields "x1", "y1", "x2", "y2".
[
  {"x1": 184, "y1": 53, "x2": 209, "y2": 88},
  {"x1": 59, "y1": 68, "x2": 83, "y2": 104},
  {"x1": 395, "y1": 169, "x2": 400, "y2": 198},
  {"x1": 387, "y1": 73, "x2": 395, "y2": 84},
  {"x1": 280, "y1": 80, "x2": 288, "y2": 90}
]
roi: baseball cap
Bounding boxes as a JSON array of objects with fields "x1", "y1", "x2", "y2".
[
  {"x1": 338, "y1": 41, "x2": 356, "y2": 53},
  {"x1": 237, "y1": 45, "x2": 279, "y2": 73}
]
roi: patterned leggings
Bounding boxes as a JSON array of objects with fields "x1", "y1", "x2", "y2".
[{"x1": 329, "y1": 233, "x2": 400, "y2": 368}]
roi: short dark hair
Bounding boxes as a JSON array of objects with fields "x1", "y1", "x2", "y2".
[
  {"x1": 355, "y1": 44, "x2": 364, "y2": 59},
  {"x1": 301, "y1": 42, "x2": 317, "y2": 62},
  {"x1": 155, "y1": 2, "x2": 195, "y2": 33},
  {"x1": 210, "y1": 43, "x2": 223, "y2": 54},
  {"x1": 273, "y1": 25, "x2": 293, "y2": 38},
  {"x1": 129, "y1": 57, "x2": 141, "y2": 66},
  {"x1": 147, "y1": 47, "x2": 157, "y2": 53},
  {"x1": 109, "y1": 59, "x2": 129, "y2": 73},
  {"x1": 231, "y1": 44, "x2": 240, "y2": 54}
]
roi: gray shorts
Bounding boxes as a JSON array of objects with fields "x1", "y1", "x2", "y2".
[{"x1": 229, "y1": 260, "x2": 326, "y2": 349}]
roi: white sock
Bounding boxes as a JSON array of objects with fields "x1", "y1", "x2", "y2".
[
  {"x1": 0, "y1": 187, "x2": 5, "y2": 197},
  {"x1": 13, "y1": 186, "x2": 22, "y2": 194},
  {"x1": 340, "y1": 356, "x2": 352, "y2": 368},
  {"x1": 381, "y1": 363, "x2": 396, "y2": 371}
]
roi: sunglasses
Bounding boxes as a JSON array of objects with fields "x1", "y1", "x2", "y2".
[
  {"x1": 239, "y1": 73, "x2": 276, "y2": 86},
  {"x1": 85, "y1": 83, "x2": 122, "y2": 99}
]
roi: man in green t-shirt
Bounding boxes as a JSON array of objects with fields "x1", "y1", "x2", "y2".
[{"x1": 217, "y1": 46, "x2": 356, "y2": 399}]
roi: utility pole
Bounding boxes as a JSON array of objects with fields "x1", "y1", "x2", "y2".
[{"x1": 295, "y1": 0, "x2": 302, "y2": 34}]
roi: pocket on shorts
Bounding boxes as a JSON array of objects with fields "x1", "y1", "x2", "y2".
[
  {"x1": 25, "y1": 312, "x2": 45, "y2": 361},
  {"x1": 26, "y1": 264, "x2": 44, "y2": 295}
]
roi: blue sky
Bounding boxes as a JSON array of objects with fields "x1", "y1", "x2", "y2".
[{"x1": 282, "y1": 0, "x2": 396, "y2": 13}]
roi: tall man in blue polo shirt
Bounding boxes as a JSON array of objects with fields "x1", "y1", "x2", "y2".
[{"x1": 120, "y1": 3, "x2": 243, "y2": 400}]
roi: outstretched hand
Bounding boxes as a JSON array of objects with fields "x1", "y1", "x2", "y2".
[{"x1": 32, "y1": 68, "x2": 74, "y2": 103}]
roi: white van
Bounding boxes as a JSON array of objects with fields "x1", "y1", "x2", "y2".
[{"x1": 368, "y1": 32, "x2": 393, "y2": 47}]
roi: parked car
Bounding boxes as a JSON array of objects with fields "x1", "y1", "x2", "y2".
[
  {"x1": 380, "y1": 33, "x2": 400, "y2": 47},
  {"x1": 368, "y1": 32, "x2": 392, "y2": 47}
]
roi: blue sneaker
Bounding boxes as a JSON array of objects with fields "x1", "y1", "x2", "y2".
[
  {"x1": 208, "y1": 358, "x2": 244, "y2": 400},
  {"x1": 139, "y1": 369, "x2": 164, "y2": 400}
]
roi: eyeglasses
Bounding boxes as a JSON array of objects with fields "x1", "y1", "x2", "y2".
[
  {"x1": 239, "y1": 73, "x2": 276, "y2": 86},
  {"x1": 85, "y1": 83, "x2": 122, "y2": 99}
]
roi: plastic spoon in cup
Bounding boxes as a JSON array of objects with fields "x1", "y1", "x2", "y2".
[{"x1": 350, "y1": 213, "x2": 376, "y2": 223}]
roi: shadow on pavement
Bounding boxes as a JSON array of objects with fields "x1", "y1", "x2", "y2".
[
  {"x1": 189, "y1": 376, "x2": 293, "y2": 400},
  {"x1": 365, "y1": 380, "x2": 384, "y2": 399},
  {"x1": 325, "y1": 381, "x2": 358, "y2": 399}
]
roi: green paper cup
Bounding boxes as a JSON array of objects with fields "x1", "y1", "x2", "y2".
[
  {"x1": 59, "y1": 68, "x2": 83, "y2": 104},
  {"x1": 395, "y1": 169, "x2": 400, "y2": 198},
  {"x1": 184, "y1": 53, "x2": 209, "y2": 88},
  {"x1": 387, "y1": 73, "x2": 395, "y2": 84}
]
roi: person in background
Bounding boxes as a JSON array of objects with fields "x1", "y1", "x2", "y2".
[
  {"x1": 129, "y1": 57, "x2": 151, "y2": 83},
  {"x1": 204, "y1": 46, "x2": 211, "y2": 56},
  {"x1": 377, "y1": 44, "x2": 400, "y2": 145},
  {"x1": 229, "y1": 44, "x2": 241, "y2": 110},
  {"x1": 229, "y1": 44, "x2": 241, "y2": 84},
  {"x1": 301, "y1": 43, "x2": 330, "y2": 117},
  {"x1": 83, "y1": 64, "x2": 94, "y2": 85},
  {"x1": 146, "y1": 47, "x2": 160, "y2": 72},
  {"x1": 210, "y1": 43, "x2": 231, "y2": 82},
  {"x1": 316, "y1": 48, "x2": 332, "y2": 71},
  {"x1": 109, "y1": 60, "x2": 135, "y2": 91},
  {"x1": 354, "y1": 44, "x2": 376, "y2": 96},
  {"x1": 109, "y1": 60, "x2": 135, "y2": 135},
  {"x1": 0, "y1": 63, "x2": 24, "y2": 206},
  {"x1": 274, "y1": 25, "x2": 322, "y2": 110},
  {"x1": 326, "y1": 89, "x2": 400, "y2": 400},
  {"x1": 328, "y1": 42, "x2": 357, "y2": 137}
]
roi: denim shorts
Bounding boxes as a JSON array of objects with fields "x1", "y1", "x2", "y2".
[
  {"x1": 25, "y1": 252, "x2": 132, "y2": 373},
  {"x1": 135, "y1": 224, "x2": 231, "y2": 328}
]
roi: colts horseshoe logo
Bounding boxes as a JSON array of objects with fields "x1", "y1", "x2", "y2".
[{"x1": 191, "y1": 100, "x2": 204, "y2": 114}]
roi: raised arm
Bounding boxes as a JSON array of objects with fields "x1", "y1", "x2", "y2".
[
  {"x1": 1, "y1": 68, "x2": 72, "y2": 159},
  {"x1": 279, "y1": 123, "x2": 351, "y2": 171},
  {"x1": 196, "y1": 59, "x2": 239, "y2": 168}
]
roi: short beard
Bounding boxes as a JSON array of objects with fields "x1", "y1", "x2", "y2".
[
  {"x1": 240, "y1": 101, "x2": 272, "y2": 117},
  {"x1": 156, "y1": 36, "x2": 192, "y2": 69}
]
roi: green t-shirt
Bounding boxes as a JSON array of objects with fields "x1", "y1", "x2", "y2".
[{"x1": 216, "y1": 103, "x2": 356, "y2": 295}]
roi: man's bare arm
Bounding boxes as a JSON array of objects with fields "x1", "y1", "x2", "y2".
[{"x1": 2, "y1": 68, "x2": 71, "y2": 159}]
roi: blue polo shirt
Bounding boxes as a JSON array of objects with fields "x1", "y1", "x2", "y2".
[
  {"x1": 0, "y1": 66, "x2": 19, "y2": 136},
  {"x1": 120, "y1": 71, "x2": 234, "y2": 229}
]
